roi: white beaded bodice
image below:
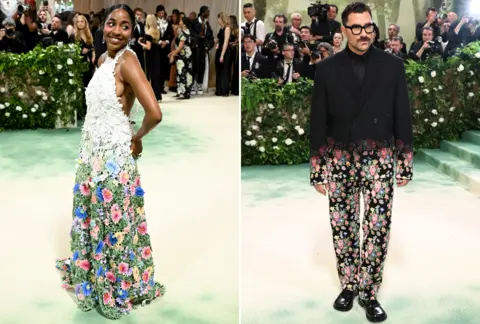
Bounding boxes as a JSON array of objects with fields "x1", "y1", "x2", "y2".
[{"x1": 79, "y1": 47, "x2": 135, "y2": 169}]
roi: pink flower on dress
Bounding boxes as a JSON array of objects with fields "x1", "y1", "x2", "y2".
[
  {"x1": 77, "y1": 260, "x2": 90, "y2": 271},
  {"x1": 111, "y1": 204, "x2": 122, "y2": 224},
  {"x1": 77, "y1": 293, "x2": 85, "y2": 301},
  {"x1": 118, "y1": 262, "x2": 129, "y2": 275},
  {"x1": 142, "y1": 270, "x2": 150, "y2": 282},
  {"x1": 372, "y1": 214, "x2": 378, "y2": 225},
  {"x1": 134, "y1": 176, "x2": 141, "y2": 186},
  {"x1": 123, "y1": 197, "x2": 130, "y2": 211},
  {"x1": 106, "y1": 272, "x2": 116, "y2": 282},
  {"x1": 369, "y1": 165, "x2": 376, "y2": 176},
  {"x1": 138, "y1": 222, "x2": 148, "y2": 235},
  {"x1": 141, "y1": 247, "x2": 152, "y2": 259},
  {"x1": 91, "y1": 194, "x2": 97, "y2": 204},
  {"x1": 119, "y1": 171, "x2": 130, "y2": 185},
  {"x1": 102, "y1": 188, "x2": 113, "y2": 203},
  {"x1": 374, "y1": 182, "x2": 381, "y2": 192},
  {"x1": 93, "y1": 159, "x2": 101, "y2": 173},
  {"x1": 103, "y1": 292, "x2": 111, "y2": 305},
  {"x1": 121, "y1": 281, "x2": 132, "y2": 290},
  {"x1": 94, "y1": 254, "x2": 102, "y2": 260},
  {"x1": 80, "y1": 183, "x2": 90, "y2": 196}
]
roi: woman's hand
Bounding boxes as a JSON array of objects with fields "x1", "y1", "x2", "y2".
[
  {"x1": 220, "y1": 56, "x2": 224, "y2": 63},
  {"x1": 130, "y1": 138, "x2": 143, "y2": 159}
]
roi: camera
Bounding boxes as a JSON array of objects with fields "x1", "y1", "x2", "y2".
[
  {"x1": 308, "y1": 1, "x2": 329, "y2": 21},
  {"x1": 246, "y1": 70, "x2": 257, "y2": 80},
  {"x1": 43, "y1": 1, "x2": 49, "y2": 6},
  {"x1": 17, "y1": 4, "x2": 30, "y2": 14},
  {"x1": 311, "y1": 50, "x2": 321, "y2": 60},
  {"x1": 266, "y1": 39, "x2": 278, "y2": 50},
  {"x1": 5, "y1": 28, "x2": 14, "y2": 37},
  {"x1": 437, "y1": 13, "x2": 447, "y2": 20}
]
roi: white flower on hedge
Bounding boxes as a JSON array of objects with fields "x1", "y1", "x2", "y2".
[
  {"x1": 0, "y1": 87, "x2": 5, "y2": 92},
  {"x1": 0, "y1": 104, "x2": 4, "y2": 110},
  {"x1": 277, "y1": 126, "x2": 284, "y2": 131},
  {"x1": 69, "y1": 79, "x2": 74, "y2": 84},
  {"x1": 15, "y1": 106, "x2": 22, "y2": 111},
  {"x1": 251, "y1": 125, "x2": 259, "y2": 131},
  {"x1": 423, "y1": 89, "x2": 429, "y2": 94},
  {"x1": 42, "y1": 96, "x2": 48, "y2": 101},
  {"x1": 418, "y1": 76, "x2": 424, "y2": 83},
  {"x1": 257, "y1": 135, "x2": 264, "y2": 140},
  {"x1": 298, "y1": 128, "x2": 305, "y2": 135},
  {"x1": 39, "y1": 70, "x2": 45, "y2": 75},
  {"x1": 292, "y1": 114, "x2": 297, "y2": 119},
  {"x1": 415, "y1": 110, "x2": 420, "y2": 114},
  {"x1": 259, "y1": 146, "x2": 265, "y2": 152},
  {"x1": 273, "y1": 146, "x2": 279, "y2": 150},
  {"x1": 57, "y1": 64, "x2": 63, "y2": 70},
  {"x1": 246, "y1": 130, "x2": 252, "y2": 136},
  {"x1": 457, "y1": 64, "x2": 464, "y2": 72},
  {"x1": 250, "y1": 140, "x2": 257, "y2": 146},
  {"x1": 439, "y1": 117, "x2": 444, "y2": 123},
  {"x1": 41, "y1": 113, "x2": 46, "y2": 117},
  {"x1": 475, "y1": 52, "x2": 480, "y2": 58},
  {"x1": 431, "y1": 109, "x2": 438, "y2": 115},
  {"x1": 54, "y1": 78, "x2": 59, "y2": 83},
  {"x1": 18, "y1": 91, "x2": 24, "y2": 97},
  {"x1": 5, "y1": 112, "x2": 10, "y2": 117},
  {"x1": 424, "y1": 118, "x2": 428, "y2": 122},
  {"x1": 433, "y1": 87, "x2": 438, "y2": 91},
  {"x1": 295, "y1": 125, "x2": 300, "y2": 130},
  {"x1": 67, "y1": 58, "x2": 73, "y2": 65},
  {"x1": 51, "y1": 97, "x2": 55, "y2": 102},
  {"x1": 22, "y1": 114, "x2": 27, "y2": 119},
  {"x1": 285, "y1": 138, "x2": 294, "y2": 145},
  {"x1": 68, "y1": 71, "x2": 74, "y2": 77},
  {"x1": 267, "y1": 103, "x2": 274, "y2": 109},
  {"x1": 34, "y1": 104, "x2": 38, "y2": 108},
  {"x1": 449, "y1": 107, "x2": 455, "y2": 111},
  {"x1": 431, "y1": 122, "x2": 438, "y2": 127},
  {"x1": 470, "y1": 71, "x2": 474, "y2": 76},
  {"x1": 5, "y1": 103, "x2": 10, "y2": 107},
  {"x1": 31, "y1": 108, "x2": 36, "y2": 112},
  {"x1": 36, "y1": 90, "x2": 42, "y2": 96},
  {"x1": 245, "y1": 141, "x2": 250, "y2": 146},
  {"x1": 57, "y1": 110, "x2": 62, "y2": 115},
  {"x1": 438, "y1": 85, "x2": 443, "y2": 90},
  {"x1": 272, "y1": 137, "x2": 278, "y2": 143},
  {"x1": 468, "y1": 92, "x2": 474, "y2": 97},
  {"x1": 430, "y1": 71, "x2": 436, "y2": 78},
  {"x1": 256, "y1": 117, "x2": 262, "y2": 123}
]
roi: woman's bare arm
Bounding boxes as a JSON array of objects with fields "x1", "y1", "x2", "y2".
[
  {"x1": 221, "y1": 27, "x2": 231, "y2": 57},
  {"x1": 120, "y1": 51, "x2": 162, "y2": 141}
]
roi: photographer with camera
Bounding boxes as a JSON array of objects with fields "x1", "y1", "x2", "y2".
[
  {"x1": 296, "y1": 26, "x2": 318, "y2": 79},
  {"x1": 129, "y1": 7, "x2": 146, "y2": 71},
  {"x1": 288, "y1": 12, "x2": 302, "y2": 41},
  {"x1": 262, "y1": 14, "x2": 295, "y2": 74},
  {"x1": 386, "y1": 36, "x2": 407, "y2": 61},
  {"x1": 410, "y1": 26, "x2": 442, "y2": 61},
  {"x1": 273, "y1": 43, "x2": 304, "y2": 86},
  {"x1": 241, "y1": 34, "x2": 268, "y2": 80},
  {"x1": 441, "y1": 12, "x2": 470, "y2": 58},
  {"x1": 13, "y1": 1, "x2": 40, "y2": 52},
  {"x1": 241, "y1": 3, "x2": 265, "y2": 52},
  {"x1": 0, "y1": 17, "x2": 26, "y2": 53},
  {"x1": 309, "y1": 2, "x2": 340, "y2": 45},
  {"x1": 415, "y1": 8, "x2": 441, "y2": 42}
]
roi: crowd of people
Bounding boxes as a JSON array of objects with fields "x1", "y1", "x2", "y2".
[
  {"x1": 240, "y1": 2, "x2": 480, "y2": 83},
  {"x1": 0, "y1": 2, "x2": 239, "y2": 119}
]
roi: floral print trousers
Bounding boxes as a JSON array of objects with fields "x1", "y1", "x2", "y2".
[
  {"x1": 312, "y1": 144, "x2": 413, "y2": 300},
  {"x1": 55, "y1": 157, "x2": 165, "y2": 319}
]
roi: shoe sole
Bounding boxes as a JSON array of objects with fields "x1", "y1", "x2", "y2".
[
  {"x1": 358, "y1": 300, "x2": 387, "y2": 323},
  {"x1": 333, "y1": 302, "x2": 354, "y2": 312}
]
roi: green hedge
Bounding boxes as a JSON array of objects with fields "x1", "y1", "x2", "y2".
[
  {"x1": 0, "y1": 43, "x2": 89, "y2": 131},
  {"x1": 241, "y1": 41, "x2": 480, "y2": 166}
]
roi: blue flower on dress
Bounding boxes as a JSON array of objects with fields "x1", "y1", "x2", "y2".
[
  {"x1": 118, "y1": 289, "x2": 129, "y2": 300},
  {"x1": 129, "y1": 251, "x2": 135, "y2": 261},
  {"x1": 106, "y1": 160, "x2": 120, "y2": 175},
  {"x1": 108, "y1": 232, "x2": 118, "y2": 245},
  {"x1": 73, "y1": 183, "x2": 80, "y2": 193},
  {"x1": 82, "y1": 281, "x2": 93, "y2": 296},
  {"x1": 96, "y1": 186, "x2": 104, "y2": 202},
  {"x1": 75, "y1": 207, "x2": 87, "y2": 219},
  {"x1": 72, "y1": 251, "x2": 79, "y2": 261},
  {"x1": 95, "y1": 240, "x2": 104, "y2": 254},
  {"x1": 96, "y1": 266, "x2": 105, "y2": 277},
  {"x1": 135, "y1": 186, "x2": 145, "y2": 197}
]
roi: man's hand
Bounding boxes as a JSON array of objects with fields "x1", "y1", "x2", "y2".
[
  {"x1": 397, "y1": 179, "x2": 410, "y2": 187},
  {"x1": 241, "y1": 70, "x2": 250, "y2": 77},
  {"x1": 293, "y1": 72, "x2": 300, "y2": 80},
  {"x1": 314, "y1": 183, "x2": 327, "y2": 195}
]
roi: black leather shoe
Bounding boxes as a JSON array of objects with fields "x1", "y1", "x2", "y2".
[
  {"x1": 358, "y1": 298, "x2": 387, "y2": 322},
  {"x1": 333, "y1": 289, "x2": 357, "y2": 311}
]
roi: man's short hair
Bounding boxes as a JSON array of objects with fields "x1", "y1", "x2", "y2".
[
  {"x1": 244, "y1": 3, "x2": 254, "y2": 9},
  {"x1": 341, "y1": 2, "x2": 372, "y2": 26},
  {"x1": 243, "y1": 34, "x2": 256, "y2": 42},
  {"x1": 2, "y1": 18, "x2": 15, "y2": 28}
]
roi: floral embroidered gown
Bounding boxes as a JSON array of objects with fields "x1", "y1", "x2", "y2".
[{"x1": 55, "y1": 46, "x2": 165, "y2": 320}]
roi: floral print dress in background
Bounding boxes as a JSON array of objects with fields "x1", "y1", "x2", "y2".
[
  {"x1": 175, "y1": 28, "x2": 193, "y2": 99},
  {"x1": 55, "y1": 46, "x2": 165, "y2": 320}
]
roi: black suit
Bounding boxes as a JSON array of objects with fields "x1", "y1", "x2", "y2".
[
  {"x1": 191, "y1": 18, "x2": 214, "y2": 86},
  {"x1": 309, "y1": 45, "x2": 413, "y2": 300},
  {"x1": 158, "y1": 21, "x2": 174, "y2": 86},
  {"x1": 273, "y1": 58, "x2": 304, "y2": 84},
  {"x1": 132, "y1": 22, "x2": 145, "y2": 70},
  {"x1": 241, "y1": 52, "x2": 269, "y2": 79}
]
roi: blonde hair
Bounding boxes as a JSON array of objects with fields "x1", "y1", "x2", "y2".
[
  {"x1": 74, "y1": 14, "x2": 93, "y2": 45},
  {"x1": 217, "y1": 12, "x2": 229, "y2": 28},
  {"x1": 145, "y1": 14, "x2": 160, "y2": 42}
]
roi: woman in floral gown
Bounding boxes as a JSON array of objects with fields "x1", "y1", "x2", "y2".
[
  {"x1": 55, "y1": 4, "x2": 165, "y2": 319},
  {"x1": 168, "y1": 17, "x2": 193, "y2": 99}
]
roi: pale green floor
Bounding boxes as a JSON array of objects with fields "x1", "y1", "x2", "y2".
[
  {"x1": 241, "y1": 162, "x2": 480, "y2": 324},
  {"x1": 0, "y1": 92, "x2": 240, "y2": 324}
]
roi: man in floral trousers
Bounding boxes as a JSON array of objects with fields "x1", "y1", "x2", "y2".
[{"x1": 309, "y1": 3, "x2": 413, "y2": 323}]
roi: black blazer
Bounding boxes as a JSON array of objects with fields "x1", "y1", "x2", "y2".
[
  {"x1": 241, "y1": 52, "x2": 269, "y2": 78},
  {"x1": 310, "y1": 46, "x2": 413, "y2": 157},
  {"x1": 191, "y1": 18, "x2": 214, "y2": 52}
]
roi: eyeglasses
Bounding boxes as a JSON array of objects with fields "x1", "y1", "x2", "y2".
[{"x1": 344, "y1": 23, "x2": 375, "y2": 35}]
